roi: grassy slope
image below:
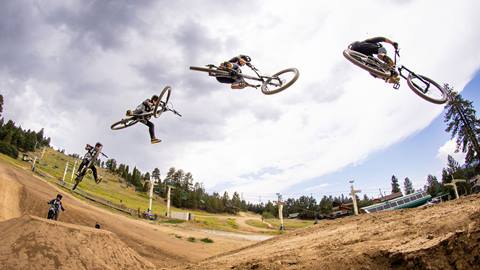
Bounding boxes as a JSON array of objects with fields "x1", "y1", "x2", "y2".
[{"x1": 3, "y1": 148, "x2": 313, "y2": 233}]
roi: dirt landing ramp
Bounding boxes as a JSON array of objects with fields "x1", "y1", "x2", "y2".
[
  {"x1": 185, "y1": 195, "x2": 480, "y2": 270},
  {"x1": 0, "y1": 215, "x2": 155, "y2": 270}
]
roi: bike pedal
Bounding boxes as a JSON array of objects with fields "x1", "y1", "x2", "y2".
[{"x1": 393, "y1": 83, "x2": 400, "y2": 90}]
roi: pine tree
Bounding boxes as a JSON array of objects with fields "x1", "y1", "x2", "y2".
[
  {"x1": 426, "y1": 175, "x2": 442, "y2": 196},
  {"x1": 0, "y1": 95, "x2": 3, "y2": 117},
  {"x1": 444, "y1": 85, "x2": 480, "y2": 163},
  {"x1": 403, "y1": 177, "x2": 414, "y2": 194},
  {"x1": 391, "y1": 175, "x2": 401, "y2": 194}
]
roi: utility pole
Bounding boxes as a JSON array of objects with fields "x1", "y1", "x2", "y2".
[
  {"x1": 31, "y1": 156, "x2": 37, "y2": 172},
  {"x1": 70, "y1": 159, "x2": 78, "y2": 182},
  {"x1": 62, "y1": 161, "x2": 69, "y2": 182},
  {"x1": 148, "y1": 178, "x2": 159, "y2": 212},
  {"x1": 40, "y1": 147, "x2": 46, "y2": 160},
  {"x1": 350, "y1": 180, "x2": 362, "y2": 215},
  {"x1": 166, "y1": 185, "x2": 174, "y2": 218},
  {"x1": 276, "y1": 193, "x2": 284, "y2": 230},
  {"x1": 445, "y1": 177, "x2": 467, "y2": 199}
]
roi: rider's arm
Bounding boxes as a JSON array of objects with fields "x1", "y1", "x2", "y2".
[
  {"x1": 60, "y1": 203, "x2": 65, "y2": 211},
  {"x1": 48, "y1": 199, "x2": 54, "y2": 204},
  {"x1": 366, "y1": 37, "x2": 397, "y2": 48},
  {"x1": 85, "y1": 144, "x2": 92, "y2": 150}
]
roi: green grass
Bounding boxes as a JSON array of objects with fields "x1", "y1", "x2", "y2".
[
  {"x1": 193, "y1": 216, "x2": 240, "y2": 232},
  {"x1": 161, "y1": 219, "x2": 186, "y2": 224},
  {"x1": 266, "y1": 219, "x2": 313, "y2": 230},
  {"x1": 245, "y1": 219, "x2": 271, "y2": 229},
  {"x1": 14, "y1": 148, "x2": 189, "y2": 217}
]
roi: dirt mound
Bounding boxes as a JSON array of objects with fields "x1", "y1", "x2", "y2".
[
  {"x1": 186, "y1": 195, "x2": 480, "y2": 270},
  {"x1": 0, "y1": 215, "x2": 155, "y2": 270}
]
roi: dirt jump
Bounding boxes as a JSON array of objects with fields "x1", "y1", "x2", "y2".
[
  {"x1": 184, "y1": 195, "x2": 480, "y2": 270},
  {"x1": 1, "y1": 158, "x2": 480, "y2": 270}
]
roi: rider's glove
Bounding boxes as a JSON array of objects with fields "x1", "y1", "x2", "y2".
[{"x1": 393, "y1": 42, "x2": 399, "y2": 50}]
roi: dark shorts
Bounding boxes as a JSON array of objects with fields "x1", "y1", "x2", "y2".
[
  {"x1": 350, "y1": 42, "x2": 385, "y2": 56},
  {"x1": 216, "y1": 76, "x2": 236, "y2": 84}
]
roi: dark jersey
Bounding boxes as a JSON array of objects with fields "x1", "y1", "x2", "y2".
[
  {"x1": 48, "y1": 199, "x2": 65, "y2": 211},
  {"x1": 350, "y1": 37, "x2": 387, "y2": 56}
]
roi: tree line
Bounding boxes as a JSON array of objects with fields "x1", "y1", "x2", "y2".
[{"x1": 0, "y1": 95, "x2": 51, "y2": 158}]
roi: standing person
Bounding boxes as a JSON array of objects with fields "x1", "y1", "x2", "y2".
[
  {"x1": 126, "y1": 95, "x2": 162, "y2": 144},
  {"x1": 349, "y1": 37, "x2": 400, "y2": 84},
  {"x1": 76, "y1": 142, "x2": 103, "y2": 183},
  {"x1": 47, "y1": 194, "x2": 65, "y2": 220}
]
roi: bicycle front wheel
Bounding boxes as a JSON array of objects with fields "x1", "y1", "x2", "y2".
[
  {"x1": 111, "y1": 118, "x2": 139, "y2": 130},
  {"x1": 343, "y1": 49, "x2": 391, "y2": 78},
  {"x1": 154, "y1": 86, "x2": 172, "y2": 118},
  {"x1": 407, "y1": 74, "x2": 447, "y2": 104},
  {"x1": 261, "y1": 68, "x2": 300, "y2": 95}
]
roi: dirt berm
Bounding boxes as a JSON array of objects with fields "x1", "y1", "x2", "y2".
[
  {"x1": 184, "y1": 195, "x2": 480, "y2": 270},
  {"x1": 0, "y1": 215, "x2": 155, "y2": 270}
]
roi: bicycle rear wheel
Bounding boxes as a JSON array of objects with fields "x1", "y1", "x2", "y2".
[
  {"x1": 407, "y1": 74, "x2": 447, "y2": 104},
  {"x1": 343, "y1": 49, "x2": 391, "y2": 78},
  {"x1": 111, "y1": 118, "x2": 139, "y2": 130},
  {"x1": 154, "y1": 86, "x2": 171, "y2": 118},
  {"x1": 261, "y1": 68, "x2": 300, "y2": 95}
]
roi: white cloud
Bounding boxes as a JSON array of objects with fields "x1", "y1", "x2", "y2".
[
  {"x1": 436, "y1": 139, "x2": 467, "y2": 165},
  {"x1": 2, "y1": 1, "x2": 480, "y2": 199}
]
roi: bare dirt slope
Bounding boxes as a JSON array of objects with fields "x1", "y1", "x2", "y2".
[
  {"x1": 0, "y1": 159, "x2": 255, "y2": 269},
  {"x1": 185, "y1": 195, "x2": 480, "y2": 270},
  {"x1": 0, "y1": 215, "x2": 155, "y2": 270}
]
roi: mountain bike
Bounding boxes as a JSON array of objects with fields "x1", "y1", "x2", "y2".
[
  {"x1": 343, "y1": 47, "x2": 447, "y2": 104},
  {"x1": 72, "y1": 146, "x2": 107, "y2": 190},
  {"x1": 110, "y1": 86, "x2": 182, "y2": 131},
  {"x1": 190, "y1": 64, "x2": 300, "y2": 95}
]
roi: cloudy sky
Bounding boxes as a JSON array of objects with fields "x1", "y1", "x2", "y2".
[{"x1": 2, "y1": 0, "x2": 480, "y2": 202}]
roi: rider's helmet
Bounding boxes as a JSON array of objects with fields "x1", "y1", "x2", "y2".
[
  {"x1": 151, "y1": 95, "x2": 159, "y2": 102},
  {"x1": 239, "y1": 55, "x2": 251, "y2": 62},
  {"x1": 56, "y1": 194, "x2": 63, "y2": 200},
  {"x1": 95, "y1": 142, "x2": 103, "y2": 147}
]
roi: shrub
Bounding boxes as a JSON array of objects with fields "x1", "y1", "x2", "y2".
[
  {"x1": 0, "y1": 141, "x2": 18, "y2": 159},
  {"x1": 200, "y1": 238, "x2": 214, "y2": 243},
  {"x1": 187, "y1": 237, "x2": 196, "y2": 242}
]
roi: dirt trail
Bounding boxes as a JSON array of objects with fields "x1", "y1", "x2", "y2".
[
  {"x1": 184, "y1": 195, "x2": 480, "y2": 270},
  {"x1": 0, "y1": 159, "x2": 256, "y2": 269},
  {"x1": 0, "y1": 215, "x2": 155, "y2": 270}
]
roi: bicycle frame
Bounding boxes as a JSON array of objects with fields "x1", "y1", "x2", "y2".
[
  {"x1": 394, "y1": 50, "x2": 430, "y2": 93},
  {"x1": 209, "y1": 64, "x2": 283, "y2": 87}
]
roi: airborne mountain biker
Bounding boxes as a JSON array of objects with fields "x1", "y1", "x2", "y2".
[
  {"x1": 126, "y1": 95, "x2": 162, "y2": 144},
  {"x1": 217, "y1": 55, "x2": 255, "y2": 89},
  {"x1": 76, "y1": 142, "x2": 103, "y2": 183},
  {"x1": 349, "y1": 37, "x2": 400, "y2": 84}
]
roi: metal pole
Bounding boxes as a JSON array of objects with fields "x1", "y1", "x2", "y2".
[
  {"x1": 276, "y1": 193, "x2": 284, "y2": 230},
  {"x1": 31, "y1": 156, "x2": 37, "y2": 172},
  {"x1": 350, "y1": 180, "x2": 361, "y2": 215},
  {"x1": 70, "y1": 160, "x2": 77, "y2": 182},
  {"x1": 40, "y1": 147, "x2": 46, "y2": 160},
  {"x1": 149, "y1": 180, "x2": 155, "y2": 212},
  {"x1": 166, "y1": 185, "x2": 172, "y2": 218},
  {"x1": 62, "y1": 161, "x2": 69, "y2": 182}
]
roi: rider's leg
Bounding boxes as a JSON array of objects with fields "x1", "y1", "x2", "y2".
[
  {"x1": 231, "y1": 77, "x2": 248, "y2": 89},
  {"x1": 76, "y1": 159, "x2": 88, "y2": 175},
  {"x1": 146, "y1": 120, "x2": 161, "y2": 143},
  {"x1": 90, "y1": 165, "x2": 102, "y2": 184}
]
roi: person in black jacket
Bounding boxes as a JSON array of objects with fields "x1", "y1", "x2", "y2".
[
  {"x1": 47, "y1": 194, "x2": 65, "y2": 220},
  {"x1": 126, "y1": 95, "x2": 162, "y2": 144},
  {"x1": 349, "y1": 37, "x2": 400, "y2": 84},
  {"x1": 217, "y1": 55, "x2": 255, "y2": 89}
]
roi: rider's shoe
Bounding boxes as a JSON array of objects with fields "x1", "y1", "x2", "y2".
[
  {"x1": 126, "y1": 110, "x2": 133, "y2": 117},
  {"x1": 231, "y1": 82, "x2": 247, "y2": 89},
  {"x1": 95, "y1": 176, "x2": 102, "y2": 184},
  {"x1": 387, "y1": 75, "x2": 400, "y2": 85},
  {"x1": 151, "y1": 138, "x2": 161, "y2": 144}
]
